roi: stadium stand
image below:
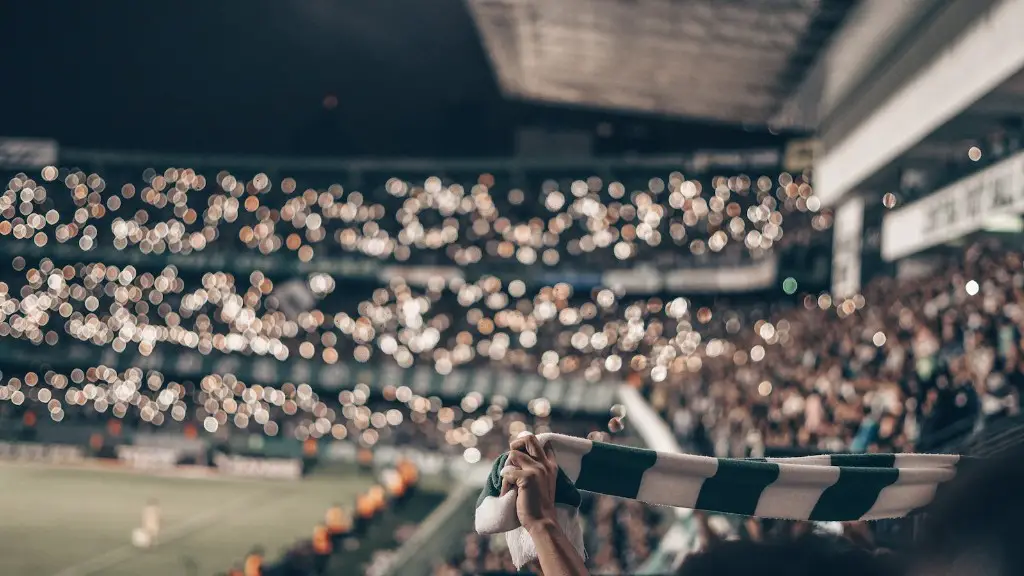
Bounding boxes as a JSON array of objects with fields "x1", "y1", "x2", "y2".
[{"x1": 3, "y1": 139, "x2": 1024, "y2": 574}]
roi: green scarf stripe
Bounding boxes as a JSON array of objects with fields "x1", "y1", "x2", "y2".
[
  {"x1": 553, "y1": 468, "x2": 583, "y2": 508},
  {"x1": 477, "y1": 452, "x2": 511, "y2": 507},
  {"x1": 829, "y1": 453, "x2": 897, "y2": 468},
  {"x1": 477, "y1": 450, "x2": 583, "y2": 509},
  {"x1": 573, "y1": 442, "x2": 657, "y2": 498},
  {"x1": 808, "y1": 466, "x2": 901, "y2": 521},
  {"x1": 695, "y1": 459, "x2": 781, "y2": 516}
]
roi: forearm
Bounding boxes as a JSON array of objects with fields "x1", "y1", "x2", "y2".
[{"x1": 527, "y1": 519, "x2": 589, "y2": 576}]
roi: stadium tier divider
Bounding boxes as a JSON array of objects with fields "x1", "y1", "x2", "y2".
[
  {"x1": 617, "y1": 385, "x2": 704, "y2": 573},
  {"x1": 380, "y1": 482, "x2": 482, "y2": 576},
  {"x1": 58, "y1": 146, "x2": 783, "y2": 175},
  {"x1": 324, "y1": 488, "x2": 448, "y2": 576}
]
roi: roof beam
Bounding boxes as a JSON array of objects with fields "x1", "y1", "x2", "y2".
[
  {"x1": 770, "y1": 0, "x2": 943, "y2": 131},
  {"x1": 814, "y1": 0, "x2": 1024, "y2": 206}
]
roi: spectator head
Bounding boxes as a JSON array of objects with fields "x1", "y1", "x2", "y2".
[
  {"x1": 676, "y1": 532, "x2": 906, "y2": 576},
  {"x1": 916, "y1": 440, "x2": 1024, "y2": 575}
]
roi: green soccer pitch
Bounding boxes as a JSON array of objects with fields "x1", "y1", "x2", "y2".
[{"x1": 0, "y1": 462, "x2": 380, "y2": 576}]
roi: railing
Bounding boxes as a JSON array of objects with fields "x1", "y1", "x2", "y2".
[
  {"x1": 380, "y1": 483, "x2": 482, "y2": 576},
  {"x1": 57, "y1": 146, "x2": 783, "y2": 174},
  {"x1": 617, "y1": 385, "x2": 702, "y2": 574}
]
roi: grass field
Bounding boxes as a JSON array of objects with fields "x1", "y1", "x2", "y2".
[{"x1": 0, "y1": 462, "x2": 379, "y2": 576}]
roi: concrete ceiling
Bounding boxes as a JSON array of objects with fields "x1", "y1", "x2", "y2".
[{"x1": 466, "y1": 0, "x2": 856, "y2": 125}]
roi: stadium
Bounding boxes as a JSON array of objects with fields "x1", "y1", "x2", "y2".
[{"x1": 3, "y1": 0, "x2": 1024, "y2": 575}]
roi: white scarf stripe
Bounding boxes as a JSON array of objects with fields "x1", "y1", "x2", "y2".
[
  {"x1": 861, "y1": 466, "x2": 951, "y2": 520},
  {"x1": 894, "y1": 452, "x2": 962, "y2": 469},
  {"x1": 754, "y1": 463, "x2": 841, "y2": 519},
  {"x1": 766, "y1": 455, "x2": 834, "y2": 466},
  {"x1": 555, "y1": 438, "x2": 593, "y2": 484},
  {"x1": 636, "y1": 452, "x2": 716, "y2": 508},
  {"x1": 861, "y1": 484, "x2": 941, "y2": 520}
]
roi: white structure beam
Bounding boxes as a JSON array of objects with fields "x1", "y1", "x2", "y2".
[
  {"x1": 815, "y1": 0, "x2": 1024, "y2": 207},
  {"x1": 771, "y1": 0, "x2": 940, "y2": 131}
]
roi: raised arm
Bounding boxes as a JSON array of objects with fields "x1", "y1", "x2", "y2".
[{"x1": 502, "y1": 434, "x2": 590, "y2": 576}]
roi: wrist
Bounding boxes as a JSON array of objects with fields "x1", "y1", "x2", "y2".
[{"x1": 524, "y1": 515, "x2": 559, "y2": 536}]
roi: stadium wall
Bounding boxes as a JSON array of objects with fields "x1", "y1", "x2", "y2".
[{"x1": 881, "y1": 148, "x2": 1024, "y2": 260}]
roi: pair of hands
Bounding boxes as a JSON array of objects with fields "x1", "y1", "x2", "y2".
[
  {"x1": 500, "y1": 434, "x2": 559, "y2": 533},
  {"x1": 500, "y1": 434, "x2": 591, "y2": 576}
]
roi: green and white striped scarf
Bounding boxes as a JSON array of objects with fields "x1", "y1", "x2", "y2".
[{"x1": 475, "y1": 433, "x2": 964, "y2": 568}]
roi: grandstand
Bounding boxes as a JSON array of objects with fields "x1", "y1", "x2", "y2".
[{"x1": 4, "y1": 1, "x2": 1024, "y2": 575}]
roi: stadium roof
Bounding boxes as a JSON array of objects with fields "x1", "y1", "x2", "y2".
[
  {"x1": 467, "y1": 0, "x2": 856, "y2": 125},
  {"x1": 4, "y1": 0, "x2": 790, "y2": 156}
]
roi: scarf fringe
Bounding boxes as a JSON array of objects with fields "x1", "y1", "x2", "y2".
[{"x1": 505, "y1": 504, "x2": 586, "y2": 569}]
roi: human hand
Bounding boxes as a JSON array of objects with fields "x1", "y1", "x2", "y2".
[{"x1": 500, "y1": 433, "x2": 559, "y2": 533}]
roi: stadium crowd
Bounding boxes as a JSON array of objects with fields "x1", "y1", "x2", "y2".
[
  {"x1": 656, "y1": 239, "x2": 1023, "y2": 460},
  {"x1": 420, "y1": 237, "x2": 1024, "y2": 575},
  {"x1": 0, "y1": 162, "x2": 828, "y2": 390},
  {"x1": 1, "y1": 162, "x2": 823, "y2": 274},
  {"x1": 3, "y1": 159, "x2": 1024, "y2": 575},
  {"x1": 2, "y1": 238, "x2": 1019, "y2": 463}
]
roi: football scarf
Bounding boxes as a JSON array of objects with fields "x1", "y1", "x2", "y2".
[{"x1": 475, "y1": 433, "x2": 964, "y2": 568}]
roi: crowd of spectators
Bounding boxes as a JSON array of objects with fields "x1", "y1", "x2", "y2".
[
  {"x1": 652, "y1": 240, "x2": 1023, "y2": 460},
  {"x1": 409, "y1": 237, "x2": 1024, "y2": 574},
  {"x1": 0, "y1": 161, "x2": 827, "y2": 391},
  {"x1": 1, "y1": 161, "x2": 823, "y2": 274},
  {"x1": 0, "y1": 363, "x2": 608, "y2": 471},
  {"x1": 0, "y1": 163, "x2": 823, "y2": 448},
  {"x1": 2, "y1": 239, "x2": 1019, "y2": 463},
  {"x1": 4, "y1": 156, "x2": 1024, "y2": 575}
]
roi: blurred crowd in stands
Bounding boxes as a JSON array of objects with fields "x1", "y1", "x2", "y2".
[
  {"x1": 4, "y1": 156, "x2": 1024, "y2": 575},
  {"x1": 1, "y1": 161, "x2": 823, "y2": 273},
  {"x1": 656, "y1": 240, "x2": 1023, "y2": 460},
  {"x1": 0, "y1": 163, "x2": 826, "y2": 388},
  {"x1": 3, "y1": 239, "x2": 1020, "y2": 463}
]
